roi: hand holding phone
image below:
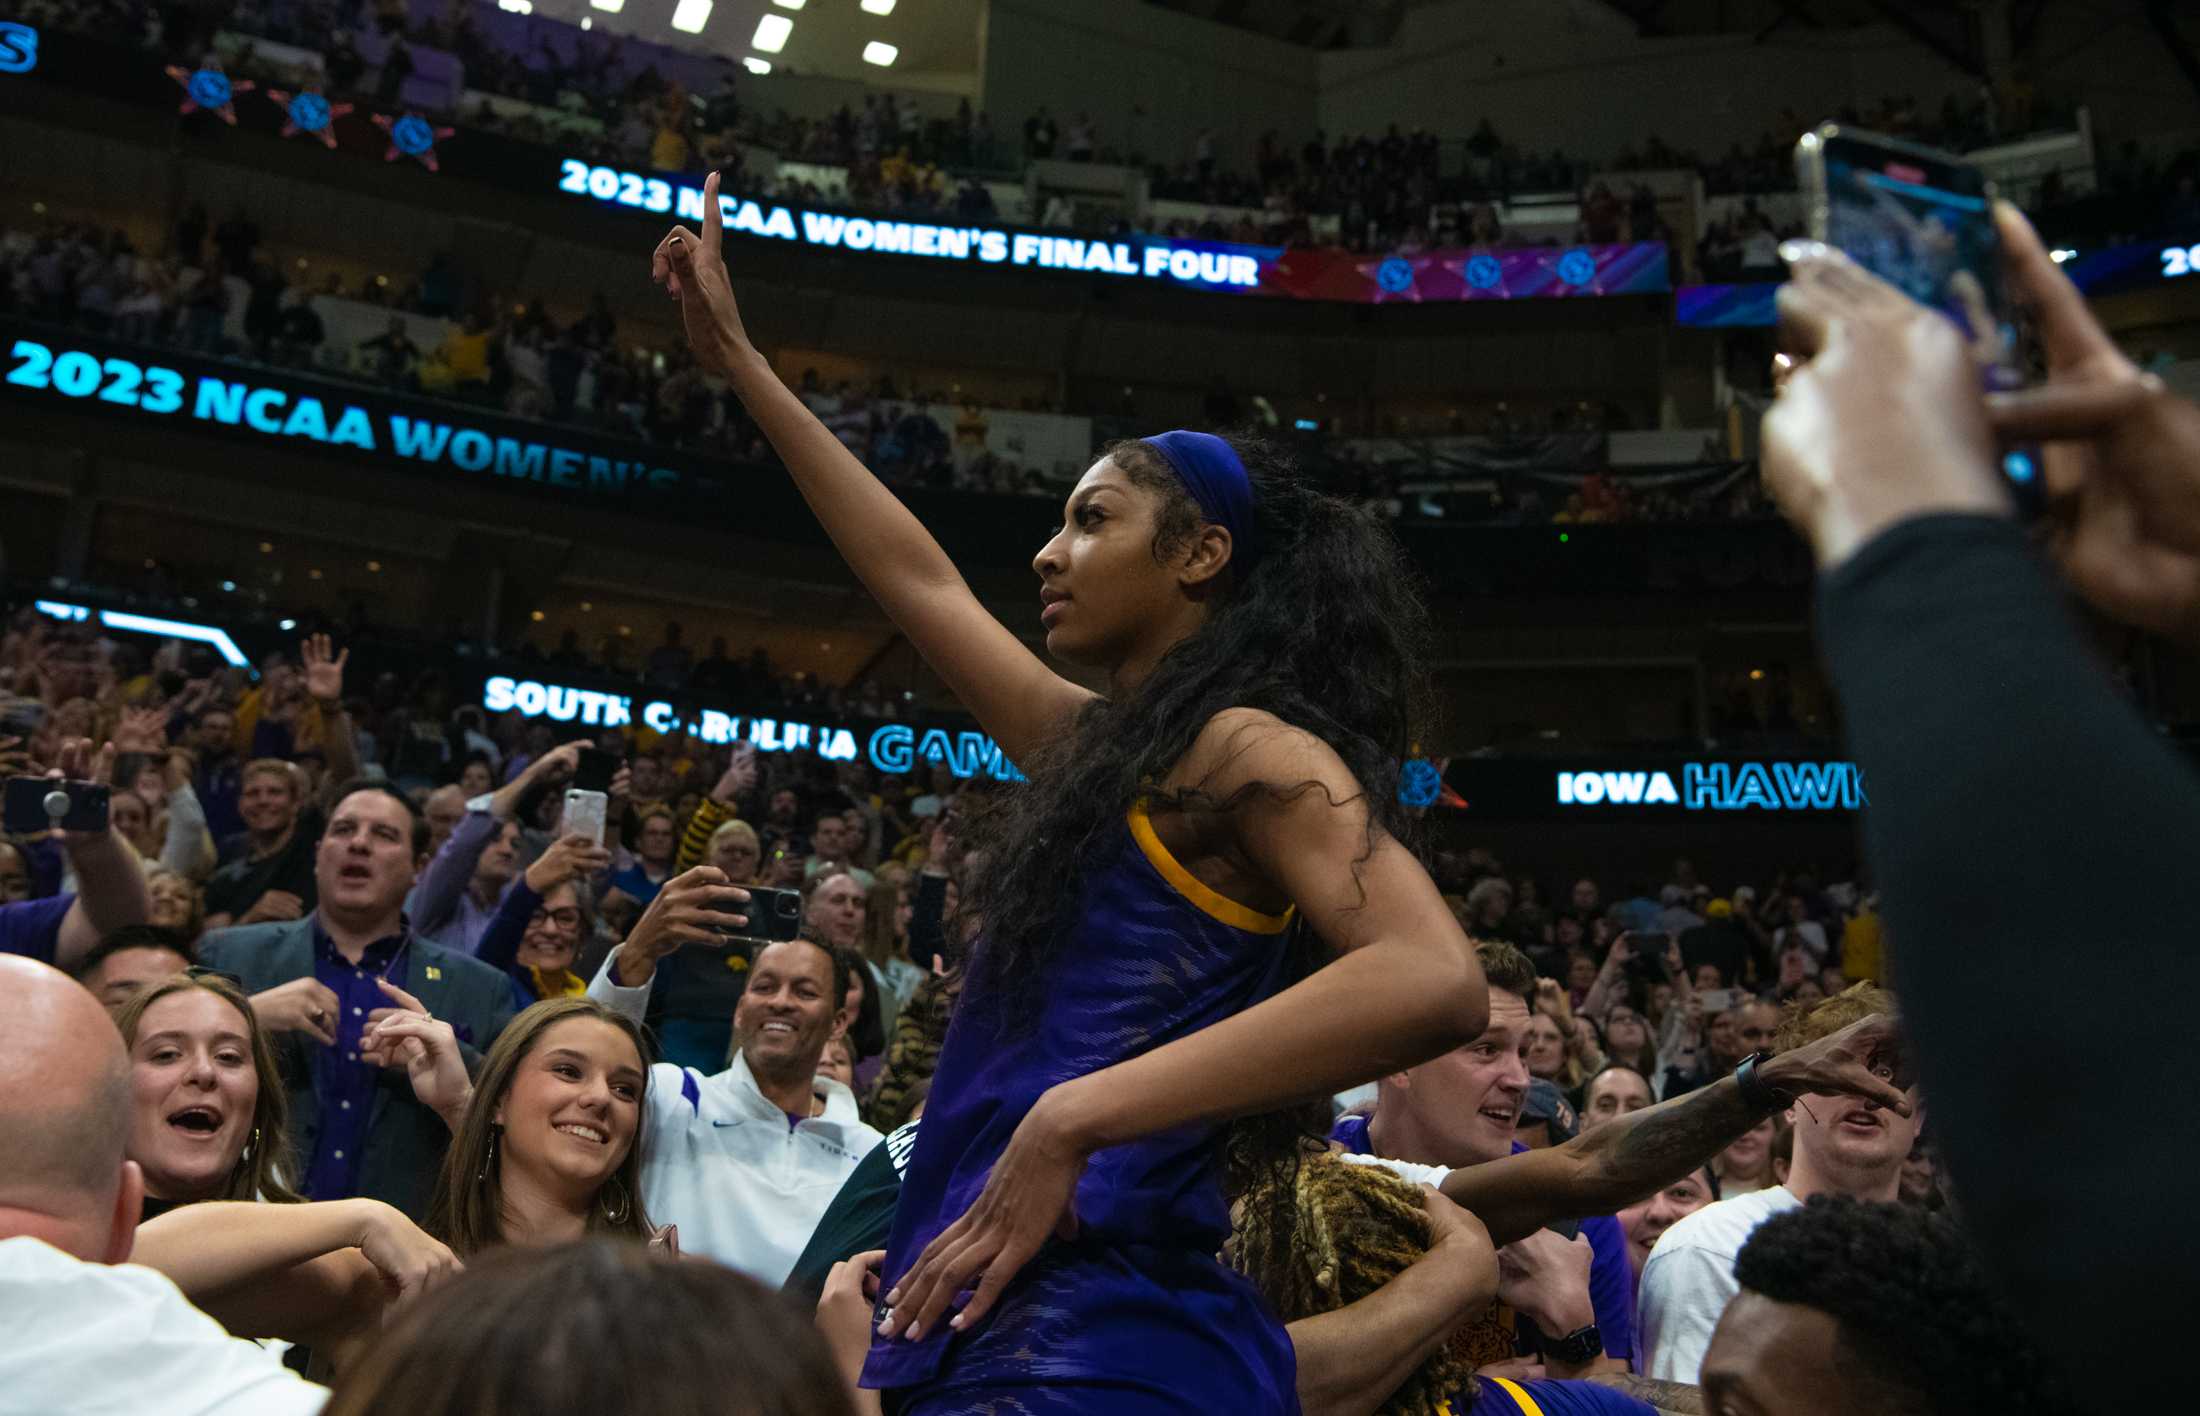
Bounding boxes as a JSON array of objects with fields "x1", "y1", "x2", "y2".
[
  {"x1": 561, "y1": 789, "x2": 609, "y2": 847},
  {"x1": 3, "y1": 776, "x2": 110, "y2": 833}
]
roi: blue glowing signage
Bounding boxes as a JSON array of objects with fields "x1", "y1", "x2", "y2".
[
  {"x1": 2162, "y1": 242, "x2": 2200, "y2": 280},
  {"x1": 0, "y1": 22, "x2": 37, "y2": 74},
  {"x1": 35, "y1": 601, "x2": 250, "y2": 667},
  {"x1": 4, "y1": 335, "x2": 682, "y2": 498},
  {"x1": 481, "y1": 676, "x2": 1024, "y2": 782},
  {"x1": 1554, "y1": 761, "x2": 1866, "y2": 812},
  {"x1": 556, "y1": 159, "x2": 1267, "y2": 291}
]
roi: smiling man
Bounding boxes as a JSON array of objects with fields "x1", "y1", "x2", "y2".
[
  {"x1": 197, "y1": 782, "x2": 514, "y2": 1220},
  {"x1": 1639, "y1": 983, "x2": 1921, "y2": 1382},
  {"x1": 589, "y1": 864, "x2": 884, "y2": 1283}
]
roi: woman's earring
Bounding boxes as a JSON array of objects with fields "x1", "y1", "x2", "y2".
[
  {"x1": 479, "y1": 1124, "x2": 501, "y2": 1184},
  {"x1": 600, "y1": 1175, "x2": 630, "y2": 1225}
]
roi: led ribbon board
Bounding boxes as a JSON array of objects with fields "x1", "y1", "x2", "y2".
[{"x1": 554, "y1": 159, "x2": 1671, "y2": 305}]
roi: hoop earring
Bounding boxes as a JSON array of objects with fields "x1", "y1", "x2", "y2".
[
  {"x1": 479, "y1": 1125, "x2": 501, "y2": 1184},
  {"x1": 600, "y1": 1175, "x2": 630, "y2": 1226},
  {"x1": 242, "y1": 1127, "x2": 259, "y2": 1165}
]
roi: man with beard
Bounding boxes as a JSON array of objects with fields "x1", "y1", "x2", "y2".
[{"x1": 589, "y1": 865, "x2": 883, "y2": 1283}]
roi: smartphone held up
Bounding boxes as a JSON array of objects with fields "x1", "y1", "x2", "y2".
[{"x1": 1794, "y1": 122, "x2": 2043, "y2": 512}]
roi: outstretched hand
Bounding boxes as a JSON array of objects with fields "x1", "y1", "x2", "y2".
[
  {"x1": 652, "y1": 170, "x2": 755, "y2": 377},
  {"x1": 1760, "y1": 1009, "x2": 1915, "y2": 1115},
  {"x1": 877, "y1": 1089, "x2": 1087, "y2": 1343}
]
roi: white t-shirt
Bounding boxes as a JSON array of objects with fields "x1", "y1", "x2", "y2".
[
  {"x1": 590, "y1": 948, "x2": 884, "y2": 1286},
  {"x1": 1637, "y1": 1184, "x2": 1801, "y2": 1381},
  {"x1": 0, "y1": 1235, "x2": 328, "y2": 1415}
]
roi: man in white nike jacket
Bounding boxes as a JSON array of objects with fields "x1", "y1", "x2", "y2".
[{"x1": 589, "y1": 867, "x2": 882, "y2": 1284}]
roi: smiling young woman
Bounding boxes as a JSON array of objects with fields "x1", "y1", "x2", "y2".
[{"x1": 649, "y1": 175, "x2": 1486, "y2": 1414}]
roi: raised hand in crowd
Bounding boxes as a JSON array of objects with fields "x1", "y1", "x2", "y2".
[
  {"x1": 609, "y1": 864, "x2": 752, "y2": 987},
  {"x1": 254, "y1": 973, "x2": 342, "y2": 1047},
  {"x1": 112, "y1": 704, "x2": 168, "y2": 754},
  {"x1": 301, "y1": 633, "x2": 349, "y2": 709},
  {"x1": 362, "y1": 984, "x2": 473, "y2": 1132},
  {"x1": 710, "y1": 744, "x2": 760, "y2": 807},
  {"x1": 525, "y1": 832, "x2": 614, "y2": 895},
  {"x1": 1987, "y1": 203, "x2": 2200, "y2": 643},
  {"x1": 1761, "y1": 241, "x2": 2009, "y2": 567}
]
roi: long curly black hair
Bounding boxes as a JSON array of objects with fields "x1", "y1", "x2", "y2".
[{"x1": 956, "y1": 432, "x2": 1437, "y2": 1195}]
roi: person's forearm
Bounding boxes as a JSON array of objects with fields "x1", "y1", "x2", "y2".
[
  {"x1": 409, "y1": 809, "x2": 498, "y2": 935},
  {"x1": 1288, "y1": 1240, "x2": 1497, "y2": 1416},
  {"x1": 1818, "y1": 513, "x2": 2200, "y2": 1375},
  {"x1": 159, "y1": 784, "x2": 206, "y2": 874},
  {"x1": 475, "y1": 878, "x2": 542, "y2": 975},
  {"x1": 588, "y1": 944, "x2": 656, "y2": 1023},
  {"x1": 1586, "y1": 1375, "x2": 1705, "y2": 1415},
  {"x1": 1041, "y1": 937, "x2": 1479, "y2": 1154},
  {"x1": 319, "y1": 705, "x2": 359, "y2": 794},
  {"x1": 56, "y1": 830, "x2": 152, "y2": 969},
  {"x1": 1443, "y1": 1074, "x2": 1762, "y2": 1246},
  {"x1": 676, "y1": 796, "x2": 732, "y2": 874},
  {"x1": 726, "y1": 350, "x2": 971, "y2": 628},
  {"x1": 132, "y1": 1198, "x2": 380, "y2": 1300},
  {"x1": 1581, "y1": 966, "x2": 1621, "y2": 1020}
]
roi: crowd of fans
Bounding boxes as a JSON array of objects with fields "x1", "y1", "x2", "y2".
[{"x1": 0, "y1": 603, "x2": 2076, "y2": 1415}]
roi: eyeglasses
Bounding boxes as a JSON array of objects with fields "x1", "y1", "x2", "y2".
[{"x1": 529, "y1": 907, "x2": 583, "y2": 929}]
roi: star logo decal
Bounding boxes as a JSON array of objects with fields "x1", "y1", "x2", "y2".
[
  {"x1": 166, "y1": 64, "x2": 254, "y2": 123},
  {"x1": 373, "y1": 111, "x2": 454, "y2": 170},
  {"x1": 269, "y1": 89, "x2": 352, "y2": 148}
]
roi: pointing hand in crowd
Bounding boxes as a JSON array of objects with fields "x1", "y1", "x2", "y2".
[
  {"x1": 1755, "y1": 1009, "x2": 1916, "y2": 1115},
  {"x1": 362, "y1": 981, "x2": 473, "y2": 1131},
  {"x1": 1987, "y1": 203, "x2": 2200, "y2": 644}
]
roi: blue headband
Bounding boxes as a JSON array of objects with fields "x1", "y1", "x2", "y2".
[{"x1": 1140, "y1": 431, "x2": 1261, "y2": 576}]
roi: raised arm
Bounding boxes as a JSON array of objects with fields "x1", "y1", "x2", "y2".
[
  {"x1": 880, "y1": 713, "x2": 1486, "y2": 1341},
  {"x1": 653, "y1": 173, "x2": 1092, "y2": 766},
  {"x1": 1441, "y1": 1011, "x2": 1910, "y2": 1245},
  {"x1": 301, "y1": 635, "x2": 358, "y2": 805},
  {"x1": 51, "y1": 739, "x2": 150, "y2": 972}
]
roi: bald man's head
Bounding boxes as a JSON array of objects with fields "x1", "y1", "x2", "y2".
[{"x1": 0, "y1": 955, "x2": 142, "y2": 1262}]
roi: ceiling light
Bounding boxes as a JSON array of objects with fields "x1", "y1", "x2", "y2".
[
  {"x1": 671, "y1": 0, "x2": 712, "y2": 33},
  {"x1": 861, "y1": 0, "x2": 895, "y2": 12},
  {"x1": 772, "y1": 0, "x2": 806, "y2": 9},
  {"x1": 588, "y1": 0, "x2": 622, "y2": 10},
  {"x1": 862, "y1": 40, "x2": 898, "y2": 65},
  {"x1": 752, "y1": 13, "x2": 792, "y2": 50},
  {"x1": 742, "y1": 55, "x2": 771, "y2": 74},
  {"x1": 580, "y1": 16, "x2": 591, "y2": 27}
]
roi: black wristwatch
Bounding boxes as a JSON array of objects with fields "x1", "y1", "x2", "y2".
[
  {"x1": 1735, "y1": 1050, "x2": 1792, "y2": 1111},
  {"x1": 1540, "y1": 1321, "x2": 1603, "y2": 1367}
]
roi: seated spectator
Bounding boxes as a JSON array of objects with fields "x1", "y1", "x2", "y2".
[
  {"x1": 1580, "y1": 1063, "x2": 1654, "y2": 1132},
  {"x1": 198, "y1": 782, "x2": 515, "y2": 1219},
  {"x1": 73, "y1": 924, "x2": 196, "y2": 1014},
  {"x1": 0, "y1": 955, "x2": 328, "y2": 1413},
  {"x1": 200, "y1": 759, "x2": 324, "y2": 930},
  {"x1": 607, "y1": 806, "x2": 678, "y2": 907},
  {"x1": 1639, "y1": 985, "x2": 1920, "y2": 1380},
  {"x1": 474, "y1": 832, "x2": 613, "y2": 1012},
  {"x1": 115, "y1": 971, "x2": 302, "y2": 1216},
  {"x1": 145, "y1": 864, "x2": 207, "y2": 942},
  {"x1": 407, "y1": 742, "x2": 587, "y2": 956},
  {"x1": 1711, "y1": 1115, "x2": 1778, "y2": 1196},
  {"x1": 589, "y1": 869, "x2": 884, "y2": 1282},
  {"x1": 1615, "y1": 1164, "x2": 1718, "y2": 1283},
  {"x1": 324, "y1": 1241, "x2": 857, "y2": 1416},
  {"x1": 1704, "y1": 1196, "x2": 2078, "y2": 1415}
]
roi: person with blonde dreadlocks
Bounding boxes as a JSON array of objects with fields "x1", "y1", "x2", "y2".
[{"x1": 1230, "y1": 1153, "x2": 1699, "y2": 1416}]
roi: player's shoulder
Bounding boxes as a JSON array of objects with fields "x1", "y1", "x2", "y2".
[{"x1": 1186, "y1": 708, "x2": 1351, "y2": 795}]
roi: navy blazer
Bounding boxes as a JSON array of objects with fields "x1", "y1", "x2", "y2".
[{"x1": 199, "y1": 915, "x2": 516, "y2": 1221}]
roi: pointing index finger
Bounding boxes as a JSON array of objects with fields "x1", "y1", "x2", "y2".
[{"x1": 702, "y1": 169, "x2": 722, "y2": 259}]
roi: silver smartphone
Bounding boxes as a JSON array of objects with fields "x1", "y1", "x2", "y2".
[{"x1": 560, "y1": 788, "x2": 609, "y2": 846}]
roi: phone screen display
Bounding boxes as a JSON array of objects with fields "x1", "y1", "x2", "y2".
[{"x1": 1804, "y1": 126, "x2": 2040, "y2": 502}]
